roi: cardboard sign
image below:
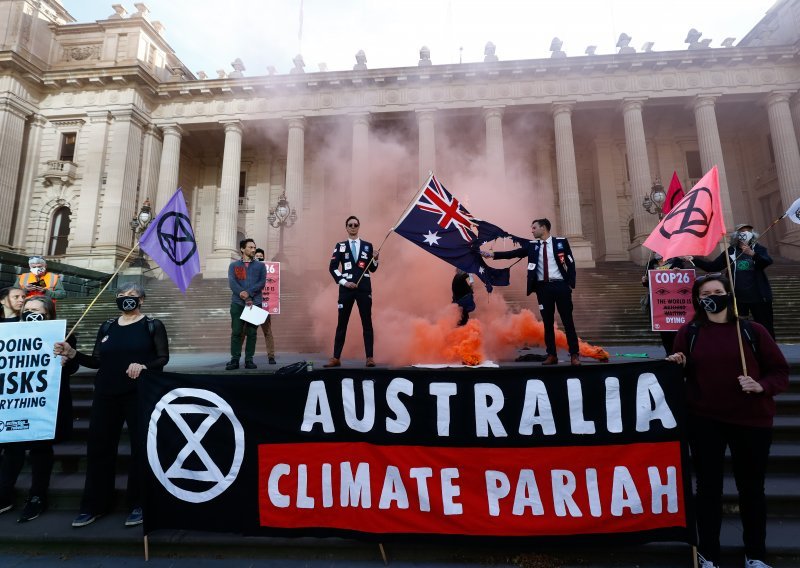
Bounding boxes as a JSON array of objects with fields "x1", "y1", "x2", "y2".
[
  {"x1": 261, "y1": 261, "x2": 280, "y2": 315},
  {"x1": 648, "y1": 269, "x2": 696, "y2": 332}
]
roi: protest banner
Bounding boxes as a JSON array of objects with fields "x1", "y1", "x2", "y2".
[
  {"x1": 0, "y1": 320, "x2": 65, "y2": 442},
  {"x1": 141, "y1": 362, "x2": 693, "y2": 545},
  {"x1": 648, "y1": 269, "x2": 696, "y2": 332},
  {"x1": 262, "y1": 261, "x2": 280, "y2": 315}
]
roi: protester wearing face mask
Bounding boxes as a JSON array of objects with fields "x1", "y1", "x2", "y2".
[
  {"x1": 0, "y1": 296, "x2": 78, "y2": 522},
  {"x1": 667, "y1": 274, "x2": 788, "y2": 568},
  {"x1": 690, "y1": 223, "x2": 775, "y2": 338},
  {"x1": 14, "y1": 256, "x2": 66, "y2": 301},
  {"x1": 0, "y1": 287, "x2": 25, "y2": 322},
  {"x1": 54, "y1": 282, "x2": 169, "y2": 529}
]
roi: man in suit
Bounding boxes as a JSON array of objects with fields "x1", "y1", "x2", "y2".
[
  {"x1": 324, "y1": 215, "x2": 379, "y2": 368},
  {"x1": 483, "y1": 218, "x2": 581, "y2": 366}
]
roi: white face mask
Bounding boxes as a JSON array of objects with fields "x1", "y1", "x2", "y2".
[
  {"x1": 31, "y1": 266, "x2": 46, "y2": 276},
  {"x1": 738, "y1": 231, "x2": 753, "y2": 244}
]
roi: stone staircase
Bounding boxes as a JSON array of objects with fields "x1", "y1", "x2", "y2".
[{"x1": 54, "y1": 261, "x2": 799, "y2": 353}]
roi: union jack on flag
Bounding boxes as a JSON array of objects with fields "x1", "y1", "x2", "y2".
[
  {"x1": 394, "y1": 174, "x2": 510, "y2": 291},
  {"x1": 415, "y1": 175, "x2": 476, "y2": 241}
]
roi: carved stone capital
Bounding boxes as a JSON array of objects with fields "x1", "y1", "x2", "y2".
[{"x1": 551, "y1": 101, "x2": 576, "y2": 118}]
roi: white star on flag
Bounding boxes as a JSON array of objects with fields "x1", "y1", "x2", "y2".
[{"x1": 422, "y1": 230, "x2": 441, "y2": 246}]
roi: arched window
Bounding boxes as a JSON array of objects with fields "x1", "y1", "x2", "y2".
[{"x1": 48, "y1": 206, "x2": 71, "y2": 256}]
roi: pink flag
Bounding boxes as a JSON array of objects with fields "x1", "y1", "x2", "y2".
[
  {"x1": 643, "y1": 166, "x2": 726, "y2": 259},
  {"x1": 662, "y1": 171, "x2": 685, "y2": 215}
]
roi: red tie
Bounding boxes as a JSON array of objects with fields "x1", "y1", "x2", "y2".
[{"x1": 542, "y1": 241, "x2": 549, "y2": 282}]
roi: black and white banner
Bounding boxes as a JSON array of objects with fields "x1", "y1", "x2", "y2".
[{"x1": 141, "y1": 361, "x2": 694, "y2": 544}]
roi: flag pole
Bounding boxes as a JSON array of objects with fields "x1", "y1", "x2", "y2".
[
  {"x1": 354, "y1": 174, "x2": 433, "y2": 288},
  {"x1": 718, "y1": 233, "x2": 748, "y2": 377},
  {"x1": 65, "y1": 242, "x2": 140, "y2": 340}
]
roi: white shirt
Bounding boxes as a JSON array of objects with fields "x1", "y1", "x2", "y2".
[
  {"x1": 538, "y1": 236, "x2": 563, "y2": 281},
  {"x1": 338, "y1": 238, "x2": 361, "y2": 286}
]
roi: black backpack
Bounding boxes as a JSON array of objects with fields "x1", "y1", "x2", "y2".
[
  {"x1": 275, "y1": 361, "x2": 310, "y2": 375},
  {"x1": 687, "y1": 319, "x2": 758, "y2": 356}
]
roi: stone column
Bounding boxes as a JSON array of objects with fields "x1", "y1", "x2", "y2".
[
  {"x1": 95, "y1": 109, "x2": 145, "y2": 269},
  {"x1": 207, "y1": 121, "x2": 243, "y2": 276},
  {"x1": 417, "y1": 109, "x2": 436, "y2": 184},
  {"x1": 593, "y1": 139, "x2": 627, "y2": 261},
  {"x1": 155, "y1": 124, "x2": 182, "y2": 211},
  {"x1": 622, "y1": 99, "x2": 655, "y2": 252},
  {"x1": 692, "y1": 95, "x2": 733, "y2": 228},
  {"x1": 350, "y1": 113, "x2": 370, "y2": 214},
  {"x1": 71, "y1": 111, "x2": 111, "y2": 259},
  {"x1": 285, "y1": 117, "x2": 305, "y2": 212},
  {"x1": 552, "y1": 102, "x2": 594, "y2": 265},
  {"x1": 13, "y1": 114, "x2": 47, "y2": 252},
  {"x1": 534, "y1": 143, "x2": 557, "y2": 223},
  {"x1": 766, "y1": 91, "x2": 800, "y2": 258},
  {"x1": 484, "y1": 106, "x2": 506, "y2": 186},
  {"x1": 139, "y1": 124, "x2": 163, "y2": 207},
  {"x1": 0, "y1": 96, "x2": 28, "y2": 248}
]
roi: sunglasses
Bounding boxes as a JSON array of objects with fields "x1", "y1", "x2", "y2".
[
  {"x1": 347, "y1": 223, "x2": 359, "y2": 228},
  {"x1": 695, "y1": 272, "x2": 723, "y2": 284}
]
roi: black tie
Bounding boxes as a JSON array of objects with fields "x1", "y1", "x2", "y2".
[{"x1": 542, "y1": 242, "x2": 549, "y2": 282}]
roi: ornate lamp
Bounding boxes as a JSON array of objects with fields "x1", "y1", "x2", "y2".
[
  {"x1": 129, "y1": 198, "x2": 152, "y2": 267},
  {"x1": 268, "y1": 192, "x2": 297, "y2": 262},
  {"x1": 642, "y1": 178, "x2": 666, "y2": 219}
]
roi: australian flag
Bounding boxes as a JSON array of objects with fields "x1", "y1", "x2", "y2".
[{"x1": 394, "y1": 174, "x2": 510, "y2": 291}]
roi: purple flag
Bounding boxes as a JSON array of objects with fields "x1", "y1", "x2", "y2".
[{"x1": 139, "y1": 188, "x2": 200, "y2": 293}]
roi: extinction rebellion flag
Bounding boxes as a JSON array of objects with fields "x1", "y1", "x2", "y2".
[
  {"x1": 140, "y1": 362, "x2": 694, "y2": 545},
  {"x1": 139, "y1": 188, "x2": 201, "y2": 293},
  {"x1": 394, "y1": 174, "x2": 510, "y2": 291},
  {"x1": 643, "y1": 166, "x2": 726, "y2": 260}
]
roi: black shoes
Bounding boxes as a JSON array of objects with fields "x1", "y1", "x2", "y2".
[
  {"x1": 268, "y1": 357, "x2": 276, "y2": 365},
  {"x1": 0, "y1": 501, "x2": 13, "y2": 515},
  {"x1": 244, "y1": 359, "x2": 257, "y2": 369},
  {"x1": 18, "y1": 496, "x2": 44, "y2": 523},
  {"x1": 72, "y1": 512, "x2": 101, "y2": 527},
  {"x1": 125, "y1": 507, "x2": 143, "y2": 527},
  {"x1": 225, "y1": 359, "x2": 239, "y2": 370}
]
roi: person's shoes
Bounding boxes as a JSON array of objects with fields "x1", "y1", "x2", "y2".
[
  {"x1": 696, "y1": 553, "x2": 719, "y2": 568},
  {"x1": 268, "y1": 357, "x2": 276, "y2": 365},
  {"x1": 323, "y1": 358, "x2": 341, "y2": 368},
  {"x1": 72, "y1": 512, "x2": 100, "y2": 527},
  {"x1": 366, "y1": 357, "x2": 376, "y2": 368},
  {"x1": 244, "y1": 359, "x2": 257, "y2": 369},
  {"x1": 0, "y1": 501, "x2": 13, "y2": 515},
  {"x1": 542, "y1": 355, "x2": 558, "y2": 365},
  {"x1": 225, "y1": 359, "x2": 239, "y2": 370},
  {"x1": 124, "y1": 507, "x2": 143, "y2": 527},
  {"x1": 745, "y1": 558, "x2": 772, "y2": 568},
  {"x1": 570, "y1": 354, "x2": 582, "y2": 366},
  {"x1": 18, "y1": 496, "x2": 44, "y2": 523}
]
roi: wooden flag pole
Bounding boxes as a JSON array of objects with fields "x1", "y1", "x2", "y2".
[
  {"x1": 65, "y1": 242, "x2": 140, "y2": 340},
  {"x1": 718, "y1": 234, "x2": 748, "y2": 377},
  {"x1": 378, "y1": 543, "x2": 389, "y2": 565},
  {"x1": 144, "y1": 534, "x2": 149, "y2": 561}
]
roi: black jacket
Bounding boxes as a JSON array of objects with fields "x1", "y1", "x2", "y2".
[
  {"x1": 693, "y1": 244, "x2": 773, "y2": 302},
  {"x1": 329, "y1": 239, "x2": 378, "y2": 293},
  {"x1": 494, "y1": 237, "x2": 576, "y2": 295}
]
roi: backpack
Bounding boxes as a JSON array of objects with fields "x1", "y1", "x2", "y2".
[
  {"x1": 275, "y1": 361, "x2": 310, "y2": 375},
  {"x1": 99, "y1": 316, "x2": 157, "y2": 338},
  {"x1": 687, "y1": 319, "x2": 758, "y2": 356}
]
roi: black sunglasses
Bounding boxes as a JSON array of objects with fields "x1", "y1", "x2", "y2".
[
  {"x1": 347, "y1": 223, "x2": 359, "y2": 228},
  {"x1": 695, "y1": 272, "x2": 723, "y2": 284}
]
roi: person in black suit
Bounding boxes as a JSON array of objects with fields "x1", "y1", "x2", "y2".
[
  {"x1": 483, "y1": 218, "x2": 580, "y2": 366},
  {"x1": 324, "y1": 215, "x2": 379, "y2": 368}
]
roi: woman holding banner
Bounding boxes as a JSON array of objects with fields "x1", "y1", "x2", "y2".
[
  {"x1": 54, "y1": 282, "x2": 169, "y2": 529},
  {"x1": 667, "y1": 274, "x2": 788, "y2": 568},
  {"x1": 0, "y1": 296, "x2": 78, "y2": 522}
]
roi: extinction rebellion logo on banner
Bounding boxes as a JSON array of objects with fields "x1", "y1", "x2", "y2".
[{"x1": 147, "y1": 388, "x2": 245, "y2": 503}]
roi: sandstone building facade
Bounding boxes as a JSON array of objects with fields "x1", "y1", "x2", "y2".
[{"x1": 1, "y1": 0, "x2": 799, "y2": 279}]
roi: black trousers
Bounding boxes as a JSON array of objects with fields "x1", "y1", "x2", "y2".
[
  {"x1": 738, "y1": 301, "x2": 775, "y2": 339},
  {"x1": 80, "y1": 390, "x2": 141, "y2": 514},
  {"x1": 535, "y1": 281, "x2": 579, "y2": 356},
  {"x1": 0, "y1": 441, "x2": 54, "y2": 502},
  {"x1": 689, "y1": 414, "x2": 772, "y2": 563},
  {"x1": 333, "y1": 287, "x2": 373, "y2": 359}
]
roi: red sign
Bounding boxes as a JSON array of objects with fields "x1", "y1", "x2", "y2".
[
  {"x1": 648, "y1": 269, "x2": 695, "y2": 332},
  {"x1": 261, "y1": 262, "x2": 280, "y2": 315},
  {"x1": 258, "y1": 441, "x2": 686, "y2": 536}
]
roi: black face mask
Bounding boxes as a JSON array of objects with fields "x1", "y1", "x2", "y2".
[
  {"x1": 22, "y1": 311, "x2": 45, "y2": 322},
  {"x1": 699, "y1": 294, "x2": 729, "y2": 314},
  {"x1": 116, "y1": 296, "x2": 140, "y2": 312}
]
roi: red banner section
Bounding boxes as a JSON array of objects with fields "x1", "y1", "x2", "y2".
[
  {"x1": 261, "y1": 261, "x2": 280, "y2": 314},
  {"x1": 648, "y1": 269, "x2": 696, "y2": 332},
  {"x1": 258, "y1": 441, "x2": 686, "y2": 537}
]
